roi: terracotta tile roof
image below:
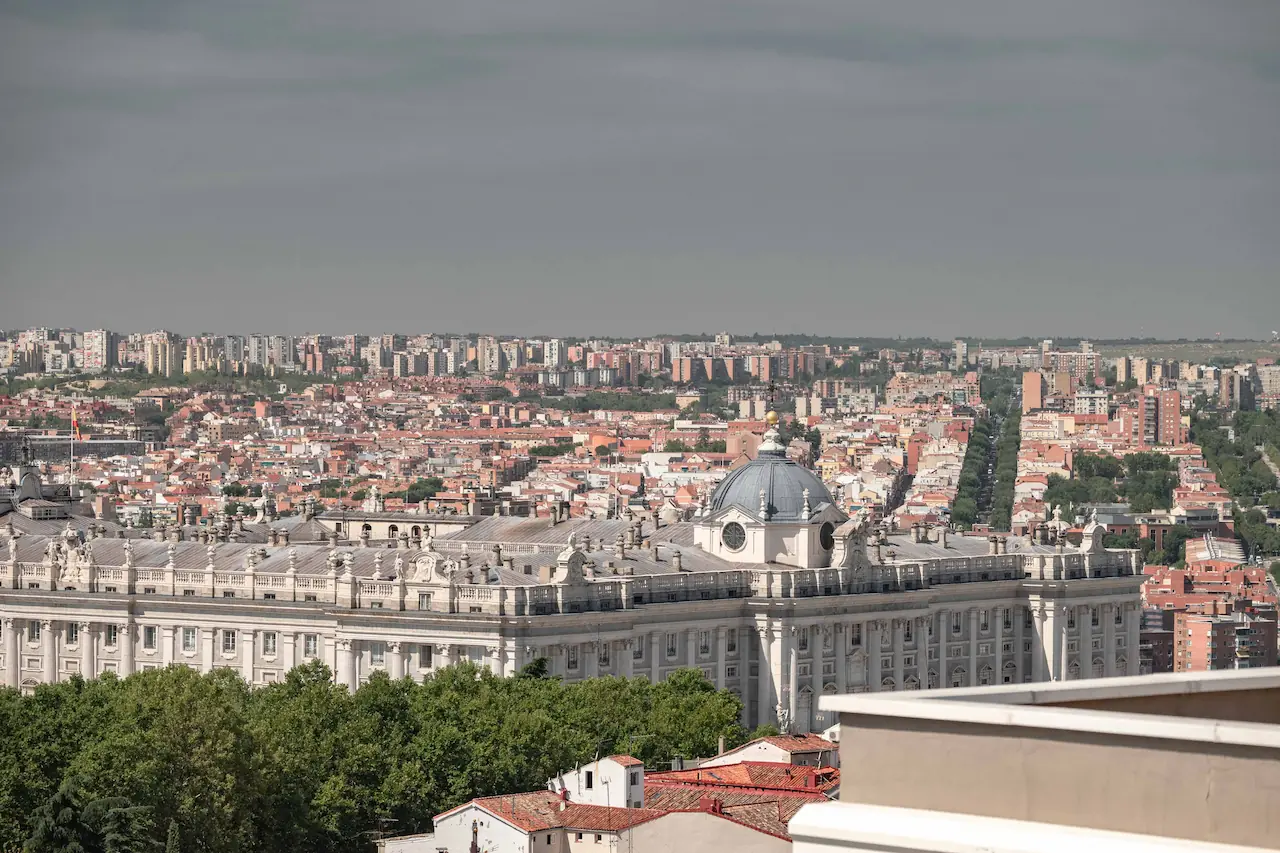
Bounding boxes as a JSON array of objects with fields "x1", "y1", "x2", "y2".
[
  {"x1": 607, "y1": 754, "x2": 644, "y2": 767},
  {"x1": 647, "y1": 761, "x2": 839, "y2": 794},
  {"x1": 436, "y1": 792, "x2": 665, "y2": 835},
  {"x1": 757, "y1": 733, "x2": 838, "y2": 753}
]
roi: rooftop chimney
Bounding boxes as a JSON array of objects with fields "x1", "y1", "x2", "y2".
[{"x1": 672, "y1": 550, "x2": 683, "y2": 571}]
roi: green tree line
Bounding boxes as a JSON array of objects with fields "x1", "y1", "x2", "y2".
[
  {"x1": 1, "y1": 662, "x2": 763, "y2": 853},
  {"x1": 988, "y1": 409, "x2": 1021, "y2": 531},
  {"x1": 950, "y1": 417, "x2": 993, "y2": 529}
]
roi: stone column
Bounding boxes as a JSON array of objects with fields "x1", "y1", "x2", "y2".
[
  {"x1": 389, "y1": 642, "x2": 404, "y2": 679},
  {"x1": 500, "y1": 641, "x2": 516, "y2": 678},
  {"x1": 1059, "y1": 605, "x2": 1070, "y2": 680},
  {"x1": 119, "y1": 624, "x2": 135, "y2": 677},
  {"x1": 161, "y1": 626, "x2": 175, "y2": 667},
  {"x1": 756, "y1": 626, "x2": 771, "y2": 728},
  {"x1": 649, "y1": 632, "x2": 661, "y2": 683},
  {"x1": 686, "y1": 627, "x2": 698, "y2": 669},
  {"x1": 834, "y1": 624, "x2": 847, "y2": 693},
  {"x1": 41, "y1": 620, "x2": 56, "y2": 684},
  {"x1": 4, "y1": 619, "x2": 18, "y2": 688},
  {"x1": 891, "y1": 619, "x2": 905, "y2": 690},
  {"x1": 994, "y1": 607, "x2": 1004, "y2": 684},
  {"x1": 936, "y1": 610, "x2": 947, "y2": 689},
  {"x1": 1125, "y1": 603, "x2": 1140, "y2": 676},
  {"x1": 283, "y1": 632, "x2": 297, "y2": 673},
  {"x1": 1103, "y1": 604, "x2": 1116, "y2": 677},
  {"x1": 785, "y1": 626, "x2": 798, "y2": 730},
  {"x1": 79, "y1": 622, "x2": 94, "y2": 680},
  {"x1": 810, "y1": 628, "x2": 824, "y2": 730},
  {"x1": 241, "y1": 629, "x2": 255, "y2": 684},
  {"x1": 967, "y1": 608, "x2": 979, "y2": 687},
  {"x1": 1079, "y1": 605, "x2": 1092, "y2": 680},
  {"x1": 201, "y1": 627, "x2": 216, "y2": 673},
  {"x1": 1014, "y1": 605, "x2": 1025, "y2": 683},
  {"x1": 715, "y1": 627, "x2": 728, "y2": 689},
  {"x1": 436, "y1": 642, "x2": 454, "y2": 670},
  {"x1": 621, "y1": 639, "x2": 634, "y2": 680},
  {"x1": 1032, "y1": 604, "x2": 1048, "y2": 681},
  {"x1": 867, "y1": 621, "x2": 882, "y2": 691},
  {"x1": 338, "y1": 639, "x2": 357, "y2": 690}
]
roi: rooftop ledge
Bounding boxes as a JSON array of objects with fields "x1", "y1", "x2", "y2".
[
  {"x1": 789, "y1": 802, "x2": 1272, "y2": 853},
  {"x1": 820, "y1": 669, "x2": 1280, "y2": 751}
]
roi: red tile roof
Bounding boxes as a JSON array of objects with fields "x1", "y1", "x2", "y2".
[
  {"x1": 646, "y1": 761, "x2": 839, "y2": 794},
  {"x1": 437, "y1": 792, "x2": 665, "y2": 834},
  {"x1": 607, "y1": 755, "x2": 644, "y2": 767}
]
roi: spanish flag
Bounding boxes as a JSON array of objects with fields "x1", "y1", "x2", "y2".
[{"x1": 71, "y1": 407, "x2": 83, "y2": 441}]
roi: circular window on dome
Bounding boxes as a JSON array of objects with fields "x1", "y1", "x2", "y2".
[
  {"x1": 819, "y1": 522, "x2": 835, "y2": 551},
  {"x1": 722, "y1": 522, "x2": 747, "y2": 551}
]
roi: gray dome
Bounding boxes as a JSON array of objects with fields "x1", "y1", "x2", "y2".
[{"x1": 710, "y1": 456, "x2": 833, "y2": 522}]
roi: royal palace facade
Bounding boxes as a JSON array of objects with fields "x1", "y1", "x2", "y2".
[{"x1": 0, "y1": 421, "x2": 1144, "y2": 732}]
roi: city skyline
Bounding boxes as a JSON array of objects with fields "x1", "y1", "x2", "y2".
[{"x1": 3, "y1": 0, "x2": 1279, "y2": 338}]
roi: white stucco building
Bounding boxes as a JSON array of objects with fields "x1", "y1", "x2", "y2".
[{"x1": 0, "y1": 415, "x2": 1144, "y2": 731}]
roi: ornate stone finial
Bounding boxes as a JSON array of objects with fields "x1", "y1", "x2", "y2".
[
  {"x1": 340, "y1": 551, "x2": 354, "y2": 579},
  {"x1": 287, "y1": 547, "x2": 298, "y2": 573},
  {"x1": 801, "y1": 488, "x2": 812, "y2": 521},
  {"x1": 326, "y1": 549, "x2": 340, "y2": 573},
  {"x1": 206, "y1": 542, "x2": 217, "y2": 571},
  {"x1": 165, "y1": 541, "x2": 176, "y2": 569},
  {"x1": 372, "y1": 550, "x2": 384, "y2": 580},
  {"x1": 759, "y1": 488, "x2": 768, "y2": 520}
]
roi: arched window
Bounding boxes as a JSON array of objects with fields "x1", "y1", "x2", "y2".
[
  {"x1": 1002, "y1": 661, "x2": 1017, "y2": 684},
  {"x1": 904, "y1": 674, "x2": 920, "y2": 690},
  {"x1": 411, "y1": 525, "x2": 422, "y2": 539},
  {"x1": 950, "y1": 666, "x2": 966, "y2": 688},
  {"x1": 361, "y1": 523, "x2": 372, "y2": 536},
  {"x1": 1067, "y1": 661, "x2": 1081, "y2": 680},
  {"x1": 881, "y1": 676, "x2": 896, "y2": 691},
  {"x1": 1091, "y1": 657, "x2": 1104, "y2": 679},
  {"x1": 927, "y1": 670, "x2": 939, "y2": 689},
  {"x1": 978, "y1": 665, "x2": 993, "y2": 686},
  {"x1": 387, "y1": 524, "x2": 398, "y2": 538}
]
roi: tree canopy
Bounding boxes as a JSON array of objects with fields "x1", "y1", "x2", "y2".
[{"x1": 0, "y1": 663, "x2": 759, "y2": 853}]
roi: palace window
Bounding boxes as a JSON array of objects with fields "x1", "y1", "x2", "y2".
[
  {"x1": 28, "y1": 621, "x2": 41, "y2": 643},
  {"x1": 105, "y1": 625, "x2": 118, "y2": 647},
  {"x1": 1067, "y1": 610, "x2": 1076, "y2": 629},
  {"x1": 849, "y1": 623, "x2": 862, "y2": 647},
  {"x1": 304, "y1": 634, "x2": 319, "y2": 658},
  {"x1": 665, "y1": 633, "x2": 678, "y2": 659},
  {"x1": 182, "y1": 628, "x2": 197, "y2": 653},
  {"x1": 699, "y1": 631, "x2": 711, "y2": 656},
  {"x1": 567, "y1": 646, "x2": 580, "y2": 671},
  {"x1": 980, "y1": 610, "x2": 990, "y2": 632},
  {"x1": 67, "y1": 624, "x2": 79, "y2": 645},
  {"x1": 1003, "y1": 610, "x2": 1013, "y2": 631},
  {"x1": 951, "y1": 613, "x2": 962, "y2": 635},
  {"x1": 797, "y1": 628, "x2": 809, "y2": 652},
  {"x1": 726, "y1": 665, "x2": 738, "y2": 678},
  {"x1": 221, "y1": 630, "x2": 236, "y2": 654},
  {"x1": 419, "y1": 645, "x2": 433, "y2": 669},
  {"x1": 903, "y1": 622, "x2": 913, "y2": 643},
  {"x1": 598, "y1": 644, "x2": 610, "y2": 668},
  {"x1": 370, "y1": 642, "x2": 386, "y2": 667},
  {"x1": 262, "y1": 632, "x2": 278, "y2": 657},
  {"x1": 632, "y1": 642, "x2": 644, "y2": 661},
  {"x1": 1116, "y1": 607, "x2": 1124, "y2": 626},
  {"x1": 143, "y1": 627, "x2": 157, "y2": 650},
  {"x1": 1091, "y1": 607, "x2": 1100, "y2": 627},
  {"x1": 726, "y1": 629, "x2": 737, "y2": 653},
  {"x1": 419, "y1": 593, "x2": 432, "y2": 611}
]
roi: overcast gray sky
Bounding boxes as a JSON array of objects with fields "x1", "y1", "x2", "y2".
[{"x1": 2, "y1": 0, "x2": 1278, "y2": 338}]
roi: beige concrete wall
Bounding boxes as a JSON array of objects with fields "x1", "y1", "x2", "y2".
[
  {"x1": 1048, "y1": 687, "x2": 1280, "y2": 725},
  {"x1": 837, "y1": 712, "x2": 1280, "y2": 850},
  {"x1": 628, "y1": 811, "x2": 788, "y2": 853}
]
